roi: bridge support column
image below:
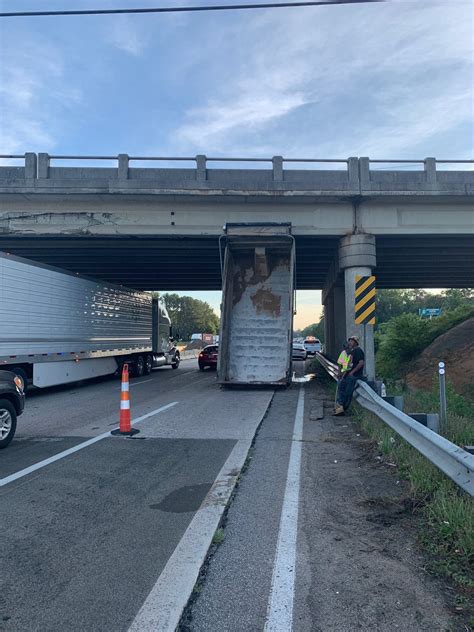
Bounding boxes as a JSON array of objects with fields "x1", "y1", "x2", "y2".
[
  {"x1": 323, "y1": 293, "x2": 335, "y2": 359},
  {"x1": 323, "y1": 285, "x2": 346, "y2": 361},
  {"x1": 333, "y1": 285, "x2": 347, "y2": 357},
  {"x1": 339, "y1": 234, "x2": 376, "y2": 381}
]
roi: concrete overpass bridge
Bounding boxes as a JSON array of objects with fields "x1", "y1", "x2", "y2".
[{"x1": 0, "y1": 153, "x2": 473, "y2": 375}]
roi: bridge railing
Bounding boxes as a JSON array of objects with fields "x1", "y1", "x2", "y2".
[
  {"x1": 315, "y1": 352, "x2": 474, "y2": 496},
  {"x1": 0, "y1": 154, "x2": 473, "y2": 195}
]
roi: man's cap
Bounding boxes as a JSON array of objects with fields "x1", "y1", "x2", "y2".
[{"x1": 348, "y1": 335, "x2": 359, "y2": 344}]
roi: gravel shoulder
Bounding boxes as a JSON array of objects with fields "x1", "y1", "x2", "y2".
[{"x1": 295, "y1": 376, "x2": 458, "y2": 631}]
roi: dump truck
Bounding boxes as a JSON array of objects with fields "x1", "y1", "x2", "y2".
[
  {"x1": 217, "y1": 223, "x2": 295, "y2": 386},
  {"x1": 0, "y1": 252, "x2": 179, "y2": 390}
]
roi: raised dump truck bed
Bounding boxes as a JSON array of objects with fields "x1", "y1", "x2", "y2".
[{"x1": 218, "y1": 224, "x2": 295, "y2": 386}]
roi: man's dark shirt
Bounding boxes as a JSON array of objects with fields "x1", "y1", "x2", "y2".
[{"x1": 350, "y1": 347, "x2": 365, "y2": 377}]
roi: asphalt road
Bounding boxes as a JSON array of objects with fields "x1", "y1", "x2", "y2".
[
  {"x1": 1, "y1": 359, "x2": 456, "y2": 631},
  {"x1": 0, "y1": 360, "x2": 273, "y2": 631}
]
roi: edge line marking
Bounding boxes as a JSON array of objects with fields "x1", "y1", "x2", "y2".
[{"x1": 264, "y1": 385, "x2": 305, "y2": 631}]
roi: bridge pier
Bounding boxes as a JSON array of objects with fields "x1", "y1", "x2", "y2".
[
  {"x1": 339, "y1": 234, "x2": 376, "y2": 381},
  {"x1": 323, "y1": 285, "x2": 346, "y2": 360}
]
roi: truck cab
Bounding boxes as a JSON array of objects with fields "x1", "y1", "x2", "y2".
[{"x1": 303, "y1": 337, "x2": 322, "y2": 356}]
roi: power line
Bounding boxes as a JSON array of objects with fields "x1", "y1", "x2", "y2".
[{"x1": 0, "y1": 0, "x2": 385, "y2": 18}]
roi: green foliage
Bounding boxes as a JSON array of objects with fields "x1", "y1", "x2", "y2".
[
  {"x1": 376, "y1": 306, "x2": 474, "y2": 379},
  {"x1": 352, "y1": 405, "x2": 474, "y2": 591},
  {"x1": 375, "y1": 288, "x2": 473, "y2": 326},
  {"x1": 376, "y1": 313, "x2": 431, "y2": 377},
  {"x1": 300, "y1": 316, "x2": 324, "y2": 341},
  {"x1": 423, "y1": 486, "x2": 474, "y2": 589},
  {"x1": 212, "y1": 528, "x2": 225, "y2": 545},
  {"x1": 403, "y1": 383, "x2": 474, "y2": 445},
  {"x1": 161, "y1": 293, "x2": 220, "y2": 341},
  {"x1": 426, "y1": 303, "x2": 474, "y2": 340}
]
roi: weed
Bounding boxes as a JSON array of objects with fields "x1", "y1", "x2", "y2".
[
  {"x1": 212, "y1": 528, "x2": 225, "y2": 546},
  {"x1": 352, "y1": 405, "x2": 474, "y2": 594}
]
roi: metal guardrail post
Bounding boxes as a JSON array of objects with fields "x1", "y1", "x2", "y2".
[{"x1": 438, "y1": 361, "x2": 447, "y2": 433}]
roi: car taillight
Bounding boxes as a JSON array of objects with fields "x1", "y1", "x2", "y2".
[{"x1": 14, "y1": 376, "x2": 23, "y2": 391}]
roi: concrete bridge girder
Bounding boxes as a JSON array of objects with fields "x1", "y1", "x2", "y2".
[{"x1": 0, "y1": 196, "x2": 473, "y2": 237}]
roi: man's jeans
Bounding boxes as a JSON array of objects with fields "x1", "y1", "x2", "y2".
[{"x1": 337, "y1": 375, "x2": 359, "y2": 410}]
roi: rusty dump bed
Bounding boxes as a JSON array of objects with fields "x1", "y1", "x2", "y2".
[{"x1": 218, "y1": 225, "x2": 295, "y2": 386}]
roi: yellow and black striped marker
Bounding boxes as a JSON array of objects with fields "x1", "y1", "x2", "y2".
[{"x1": 355, "y1": 275, "x2": 376, "y2": 325}]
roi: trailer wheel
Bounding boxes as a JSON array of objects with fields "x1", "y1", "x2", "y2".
[
  {"x1": 144, "y1": 355, "x2": 153, "y2": 375},
  {"x1": 0, "y1": 400, "x2": 17, "y2": 449},
  {"x1": 172, "y1": 354, "x2": 180, "y2": 370},
  {"x1": 135, "y1": 355, "x2": 145, "y2": 377},
  {"x1": 11, "y1": 368, "x2": 28, "y2": 394}
]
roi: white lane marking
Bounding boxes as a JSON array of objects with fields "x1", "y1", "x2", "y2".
[
  {"x1": 0, "y1": 402, "x2": 178, "y2": 488},
  {"x1": 131, "y1": 379, "x2": 153, "y2": 386},
  {"x1": 128, "y1": 440, "x2": 257, "y2": 632},
  {"x1": 264, "y1": 386, "x2": 305, "y2": 632}
]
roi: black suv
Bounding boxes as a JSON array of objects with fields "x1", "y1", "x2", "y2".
[{"x1": 0, "y1": 370, "x2": 25, "y2": 449}]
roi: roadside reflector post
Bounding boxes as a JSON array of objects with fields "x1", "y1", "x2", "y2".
[
  {"x1": 438, "y1": 361, "x2": 447, "y2": 435},
  {"x1": 111, "y1": 363, "x2": 139, "y2": 437}
]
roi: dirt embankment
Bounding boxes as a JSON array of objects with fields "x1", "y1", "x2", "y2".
[{"x1": 406, "y1": 318, "x2": 474, "y2": 395}]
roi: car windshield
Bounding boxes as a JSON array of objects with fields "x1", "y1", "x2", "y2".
[{"x1": 204, "y1": 346, "x2": 218, "y2": 353}]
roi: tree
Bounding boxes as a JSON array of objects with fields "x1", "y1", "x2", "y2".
[
  {"x1": 301, "y1": 317, "x2": 324, "y2": 342},
  {"x1": 161, "y1": 293, "x2": 219, "y2": 340},
  {"x1": 440, "y1": 288, "x2": 474, "y2": 311}
]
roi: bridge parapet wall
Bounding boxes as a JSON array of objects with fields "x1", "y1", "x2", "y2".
[{"x1": 0, "y1": 154, "x2": 472, "y2": 197}]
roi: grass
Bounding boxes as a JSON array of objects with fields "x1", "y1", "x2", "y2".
[
  {"x1": 212, "y1": 527, "x2": 225, "y2": 546},
  {"x1": 351, "y1": 397, "x2": 474, "y2": 599}
]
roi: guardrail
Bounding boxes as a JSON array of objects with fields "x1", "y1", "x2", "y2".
[{"x1": 315, "y1": 352, "x2": 474, "y2": 496}]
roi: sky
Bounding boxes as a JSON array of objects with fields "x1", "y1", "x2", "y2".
[{"x1": 0, "y1": 0, "x2": 473, "y2": 327}]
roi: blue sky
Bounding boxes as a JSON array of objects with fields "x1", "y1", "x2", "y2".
[{"x1": 0, "y1": 0, "x2": 472, "y2": 326}]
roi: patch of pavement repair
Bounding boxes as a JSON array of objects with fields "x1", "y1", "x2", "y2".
[
  {"x1": 294, "y1": 377, "x2": 460, "y2": 632},
  {"x1": 128, "y1": 392, "x2": 276, "y2": 632},
  {"x1": 151, "y1": 484, "x2": 213, "y2": 514}
]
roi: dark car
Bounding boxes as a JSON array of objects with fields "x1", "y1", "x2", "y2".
[
  {"x1": 198, "y1": 345, "x2": 218, "y2": 371},
  {"x1": 0, "y1": 370, "x2": 25, "y2": 449}
]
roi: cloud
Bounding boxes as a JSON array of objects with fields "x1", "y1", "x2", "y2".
[
  {"x1": 177, "y1": 92, "x2": 308, "y2": 148},
  {"x1": 172, "y1": 1, "x2": 473, "y2": 157},
  {"x1": 0, "y1": 37, "x2": 83, "y2": 154},
  {"x1": 107, "y1": 16, "x2": 147, "y2": 56}
]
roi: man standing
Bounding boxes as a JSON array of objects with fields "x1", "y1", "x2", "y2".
[{"x1": 334, "y1": 336, "x2": 365, "y2": 415}]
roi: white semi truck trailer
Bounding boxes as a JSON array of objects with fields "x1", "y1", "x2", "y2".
[{"x1": 0, "y1": 252, "x2": 180, "y2": 390}]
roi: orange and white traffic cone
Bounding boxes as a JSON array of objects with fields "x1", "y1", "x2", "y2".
[{"x1": 111, "y1": 364, "x2": 139, "y2": 436}]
